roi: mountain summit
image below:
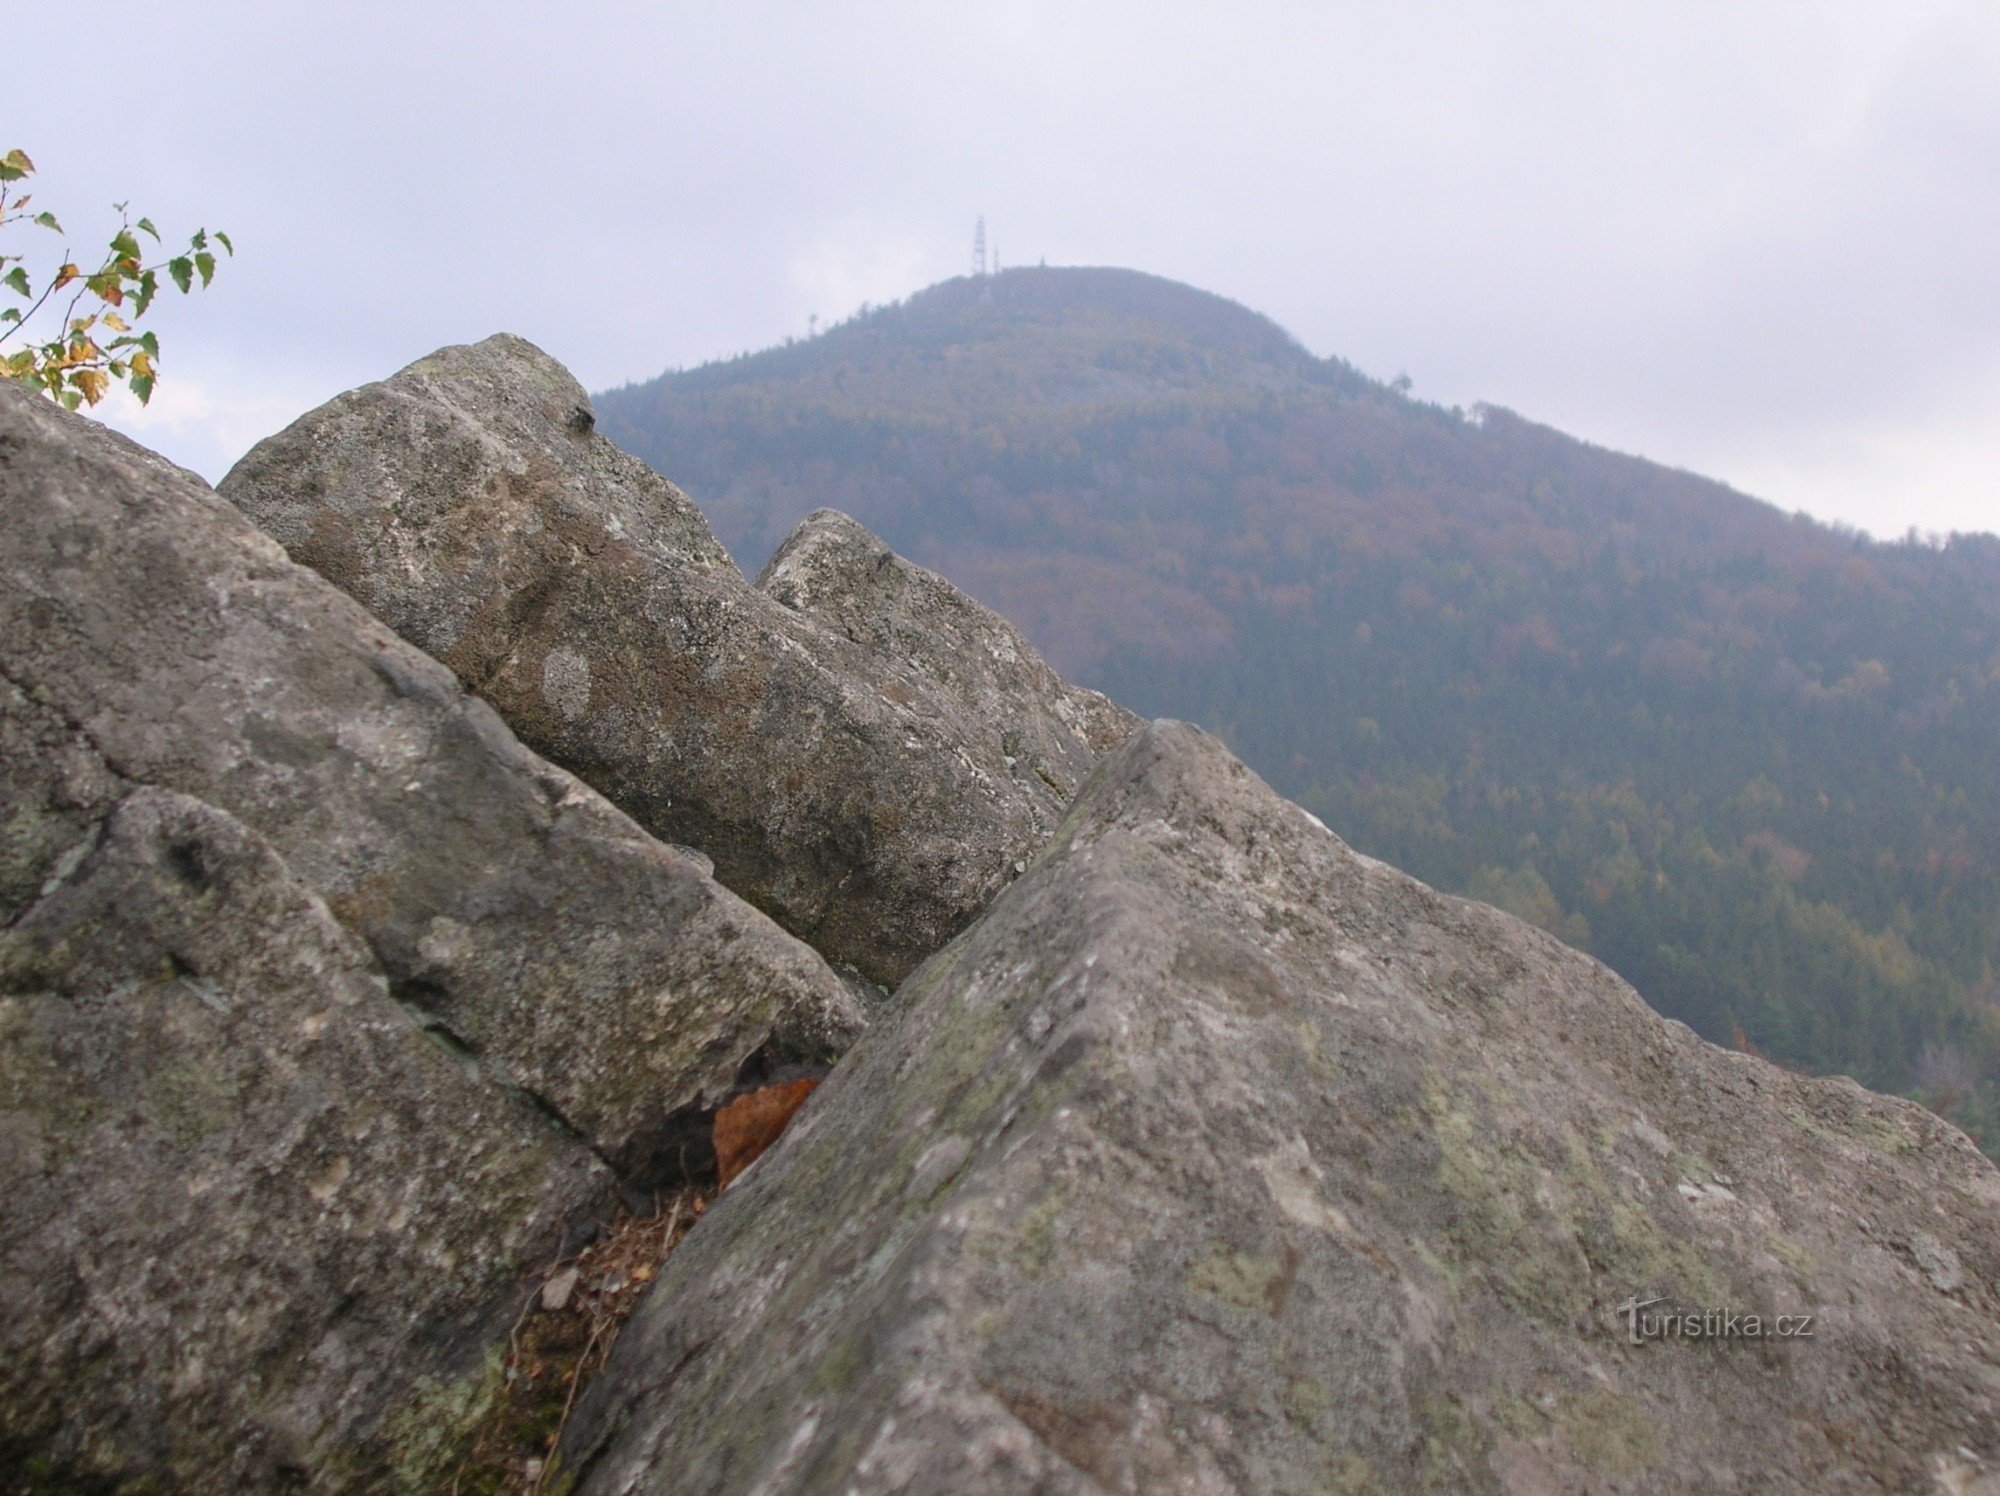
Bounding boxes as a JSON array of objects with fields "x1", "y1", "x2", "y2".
[{"x1": 673, "y1": 266, "x2": 1352, "y2": 410}]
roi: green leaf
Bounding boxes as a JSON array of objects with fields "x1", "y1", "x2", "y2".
[
  {"x1": 0, "y1": 308, "x2": 19, "y2": 325},
  {"x1": 130, "y1": 371, "x2": 155, "y2": 405},
  {"x1": 168, "y1": 257, "x2": 192, "y2": 294},
  {"x1": 214, "y1": 230, "x2": 233, "y2": 255},
  {"x1": 194, "y1": 251, "x2": 216, "y2": 287},
  {"x1": 2, "y1": 266, "x2": 28, "y2": 297},
  {"x1": 136, "y1": 216, "x2": 159, "y2": 241},
  {"x1": 0, "y1": 149, "x2": 32, "y2": 182},
  {"x1": 134, "y1": 270, "x2": 158, "y2": 317},
  {"x1": 110, "y1": 229, "x2": 140, "y2": 262},
  {"x1": 59, "y1": 389, "x2": 81, "y2": 412},
  {"x1": 191, "y1": 229, "x2": 207, "y2": 252},
  {"x1": 139, "y1": 329, "x2": 159, "y2": 356},
  {"x1": 32, "y1": 210, "x2": 60, "y2": 232}
]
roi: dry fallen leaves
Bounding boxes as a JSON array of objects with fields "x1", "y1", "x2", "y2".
[
  {"x1": 449, "y1": 1189, "x2": 708, "y2": 1496},
  {"x1": 448, "y1": 1078, "x2": 824, "y2": 1491}
]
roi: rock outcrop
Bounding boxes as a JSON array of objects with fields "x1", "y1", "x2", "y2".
[
  {"x1": 757, "y1": 508, "x2": 1138, "y2": 793},
  {"x1": 0, "y1": 789, "x2": 609, "y2": 1490},
  {"x1": 220, "y1": 337, "x2": 1135, "y2": 987},
  {"x1": 565, "y1": 722, "x2": 2000, "y2": 1495},
  {"x1": 0, "y1": 381, "x2": 859, "y2": 1487},
  {"x1": 14, "y1": 343, "x2": 2000, "y2": 1495}
]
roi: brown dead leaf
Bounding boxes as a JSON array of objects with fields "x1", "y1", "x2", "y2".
[{"x1": 713, "y1": 1078, "x2": 820, "y2": 1188}]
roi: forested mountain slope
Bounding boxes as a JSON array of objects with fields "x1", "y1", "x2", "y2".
[{"x1": 598, "y1": 266, "x2": 2000, "y2": 1146}]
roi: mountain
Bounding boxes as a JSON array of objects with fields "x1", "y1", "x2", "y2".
[{"x1": 597, "y1": 266, "x2": 2000, "y2": 1146}]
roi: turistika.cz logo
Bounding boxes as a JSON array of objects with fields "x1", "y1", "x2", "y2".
[{"x1": 1616, "y1": 1296, "x2": 1816, "y2": 1346}]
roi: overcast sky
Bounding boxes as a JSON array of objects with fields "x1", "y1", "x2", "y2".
[{"x1": 13, "y1": 1, "x2": 1998, "y2": 538}]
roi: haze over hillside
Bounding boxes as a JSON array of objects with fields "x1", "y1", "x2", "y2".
[{"x1": 598, "y1": 266, "x2": 2000, "y2": 1148}]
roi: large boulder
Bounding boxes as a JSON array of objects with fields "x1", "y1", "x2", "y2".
[
  {"x1": 0, "y1": 381, "x2": 859, "y2": 1487},
  {"x1": 0, "y1": 789, "x2": 608, "y2": 1490},
  {"x1": 565, "y1": 723, "x2": 2000, "y2": 1495},
  {"x1": 2, "y1": 380, "x2": 858, "y2": 1176},
  {"x1": 220, "y1": 337, "x2": 1136, "y2": 987},
  {"x1": 757, "y1": 507, "x2": 1139, "y2": 797}
]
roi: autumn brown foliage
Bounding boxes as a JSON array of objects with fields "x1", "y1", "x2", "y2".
[{"x1": 713, "y1": 1078, "x2": 821, "y2": 1189}]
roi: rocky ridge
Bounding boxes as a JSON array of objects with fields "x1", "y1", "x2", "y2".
[
  {"x1": 0, "y1": 380, "x2": 856, "y2": 1488},
  {"x1": 220, "y1": 336, "x2": 1134, "y2": 988}
]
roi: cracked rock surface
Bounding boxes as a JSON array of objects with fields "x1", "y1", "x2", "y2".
[
  {"x1": 565, "y1": 722, "x2": 2000, "y2": 1496},
  {"x1": 221, "y1": 336, "x2": 1136, "y2": 987},
  {"x1": 0, "y1": 381, "x2": 859, "y2": 1489},
  {"x1": 0, "y1": 788, "x2": 610, "y2": 1491}
]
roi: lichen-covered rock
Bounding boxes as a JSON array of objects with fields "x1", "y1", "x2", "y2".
[
  {"x1": 0, "y1": 381, "x2": 861, "y2": 1488},
  {"x1": 758, "y1": 508, "x2": 1139, "y2": 795},
  {"x1": 220, "y1": 337, "x2": 1135, "y2": 987},
  {"x1": 1, "y1": 380, "x2": 860, "y2": 1176},
  {"x1": 565, "y1": 722, "x2": 2000, "y2": 1495},
  {"x1": 0, "y1": 789, "x2": 609, "y2": 1490}
]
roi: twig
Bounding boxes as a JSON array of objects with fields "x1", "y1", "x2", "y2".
[{"x1": 534, "y1": 1317, "x2": 606, "y2": 1496}]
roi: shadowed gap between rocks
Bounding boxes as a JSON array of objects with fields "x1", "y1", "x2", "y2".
[
  {"x1": 440, "y1": 1043, "x2": 832, "y2": 1494},
  {"x1": 385, "y1": 971, "x2": 827, "y2": 1203}
]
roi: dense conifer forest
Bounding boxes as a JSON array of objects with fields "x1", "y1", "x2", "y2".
[{"x1": 599, "y1": 266, "x2": 2000, "y2": 1148}]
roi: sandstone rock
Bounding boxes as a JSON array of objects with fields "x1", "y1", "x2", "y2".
[
  {"x1": 0, "y1": 381, "x2": 861, "y2": 1487},
  {"x1": 566, "y1": 722, "x2": 2000, "y2": 1495},
  {"x1": 220, "y1": 337, "x2": 1135, "y2": 986}
]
